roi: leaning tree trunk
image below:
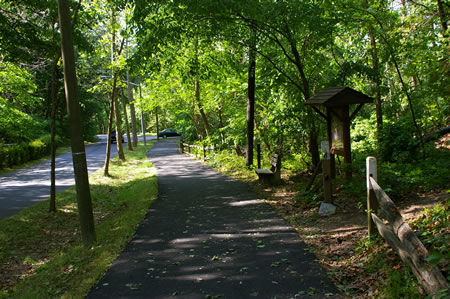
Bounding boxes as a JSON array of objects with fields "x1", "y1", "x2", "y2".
[
  {"x1": 57, "y1": 0, "x2": 96, "y2": 246},
  {"x1": 246, "y1": 26, "x2": 257, "y2": 167}
]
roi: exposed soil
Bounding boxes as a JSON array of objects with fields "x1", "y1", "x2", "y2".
[{"x1": 248, "y1": 171, "x2": 449, "y2": 298}]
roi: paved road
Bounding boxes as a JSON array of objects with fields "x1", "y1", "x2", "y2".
[
  {"x1": 0, "y1": 135, "x2": 155, "y2": 220},
  {"x1": 88, "y1": 140, "x2": 339, "y2": 298}
]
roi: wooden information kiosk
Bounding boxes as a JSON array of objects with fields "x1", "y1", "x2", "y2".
[{"x1": 305, "y1": 87, "x2": 373, "y2": 179}]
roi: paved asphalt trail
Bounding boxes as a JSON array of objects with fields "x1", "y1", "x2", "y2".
[
  {"x1": 88, "y1": 140, "x2": 339, "y2": 298},
  {"x1": 0, "y1": 135, "x2": 155, "y2": 220}
]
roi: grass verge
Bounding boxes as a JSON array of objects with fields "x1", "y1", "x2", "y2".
[{"x1": 0, "y1": 141, "x2": 157, "y2": 298}]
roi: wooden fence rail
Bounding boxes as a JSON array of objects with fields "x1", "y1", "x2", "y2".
[
  {"x1": 366, "y1": 157, "x2": 448, "y2": 295},
  {"x1": 180, "y1": 142, "x2": 214, "y2": 160}
]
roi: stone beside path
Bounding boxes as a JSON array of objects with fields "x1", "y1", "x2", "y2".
[{"x1": 88, "y1": 139, "x2": 340, "y2": 298}]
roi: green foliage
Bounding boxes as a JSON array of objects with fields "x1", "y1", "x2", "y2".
[
  {"x1": 206, "y1": 150, "x2": 257, "y2": 180},
  {"x1": 377, "y1": 149, "x2": 450, "y2": 196},
  {"x1": 352, "y1": 235, "x2": 422, "y2": 298},
  {"x1": 0, "y1": 137, "x2": 53, "y2": 170},
  {"x1": 410, "y1": 201, "x2": 449, "y2": 285},
  {"x1": 379, "y1": 119, "x2": 419, "y2": 162}
]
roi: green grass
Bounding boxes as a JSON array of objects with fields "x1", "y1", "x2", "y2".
[
  {"x1": 206, "y1": 150, "x2": 257, "y2": 181},
  {"x1": 0, "y1": 141, "x2": 157, "y2": 298}
]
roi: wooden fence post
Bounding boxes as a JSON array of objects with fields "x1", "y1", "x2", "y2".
[
  {"x1": 257, "y1": 141, "x2": 261, "y2": 169},
  {"x1": 180, "y1": 139, "x2": 184, "y2": 153},
  {"x1": 366, "y1": 156, "x2": 378, "y2": 237},
  {"x1": 203, "y1": 144, "x2": 206, "y2": 160},
  {"x1": 321, "y1": 141, "x2": 332, "y2": 203}
]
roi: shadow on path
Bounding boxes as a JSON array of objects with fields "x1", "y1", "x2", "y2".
[{"x1": 88, "y1": 140, "x2": 339, "y2": 298}]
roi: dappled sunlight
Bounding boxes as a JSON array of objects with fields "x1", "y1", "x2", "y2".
[{"x1": 89, "y1": 140, "x2": 338, "y2": 298}]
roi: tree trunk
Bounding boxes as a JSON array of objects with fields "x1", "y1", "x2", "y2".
[
  {"x1": 365, "y1": 0, "x2": 383, "y2": 140},
  {"x1": 121, "y1": 88, "x2": 133, "y2": 151},
  {"x1": 246, "y1": 26, "x2": 256, "y2": 167},
  {"x1": 155, "y1": 107, "x2": 160, "y2": 140},
  {"x1": 127, "y1": 71, "x2": 138, "y2": 147},
  {"x1": 103, "y1": 90, "x2": 114, "y2": 176},
  {"x1": 190, "y1": 113, "x2": 203, "y2": 140},
  {"x1": 392, "y1": 58, "x2": 425, "y2": 157},
  {"x1": 113, "y1": 87, "x2": 125, "y2": 161},
  {"x1": 195, "y1": 80, "x2": 211, "y2": 138},
  {"x1": 49, "y1": 57, "x2": 60, "y2": 212},
  {"x1": 217, "y1": 104, "x2": 226, "y2": 144},
  {"x1": 110, "y1": 8, "x2": 125, "y2": 161},
  {"x1": 57, "y1": 0, "x2": 96, "y2": 246}
]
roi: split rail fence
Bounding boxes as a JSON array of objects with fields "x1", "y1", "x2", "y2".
[
  {"x1": 366, "y1": 157, "x2": 448, "y2": 295},
  {"x1": 180, "y1": 142, "x2": 214, "y2": 160}
]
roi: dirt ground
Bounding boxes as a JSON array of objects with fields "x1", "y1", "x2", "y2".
[{"x1": 249, "y1": 175, "x2": 449, "y2": 298}]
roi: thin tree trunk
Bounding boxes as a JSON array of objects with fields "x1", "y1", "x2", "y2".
[
  {"x1": 49, "y1": 57, "x2": 60, "y2": 212},
  {"x1": 392, "y1": 58, "x2": 425, "y2": 156},
  {"x1": 104, "y1": 93, "x2": 114, "y2": 176},
  {"x1": 121, "y1": 88, "x2": 133, "y2": 151},
  {"x1": 113, "y1": 87, "x2": 125, "y2": 160},
  {"x1": 365, "y1": 0, "x2": 383, "y2": 140},
  {"x1": 190, "y1": 113, "x2": 203, "y2": 140},
  {"x1": 110, "y1": 8, "x2": 125, "y2": 161},
  {"x1": 284, "y1": 23, "x2": 319, "y2": 168},
  {"x1": 246, "y1": 26, "x2": 256, "y2": 167},
  {"x1": 57, "y1": 0, "x2": 96, "y2": 246},
  {"x1": 127, "y1": 71, "x2": 138, "y2": 147},
  {"x1": 195, "y1": 80, "x2": 211, "y2": 137},
  {"x1": 155, "y1": 107, "x2": 160, "y2": 140},
  {"x1": 217, "y1": 104, "x2": 226, "y2": 144}
]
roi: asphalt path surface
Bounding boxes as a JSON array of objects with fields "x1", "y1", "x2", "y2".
[
  {"x1": 0, "y1": 135, "x2": 155, "y2": 220},
  {"x1": 88, "y1": 140, "x2": 339, "y2": 298}
]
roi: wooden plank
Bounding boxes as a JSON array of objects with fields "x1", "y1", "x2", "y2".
[
  {"x1": 370, "y1": 177, "x2": 448, "y2": 294},
  {"x1": 371, "y1": 213, "x2": 415, "y2": 269},
  {"x1": 255, "y1": 169, "x2": 273, "y2": 175}
]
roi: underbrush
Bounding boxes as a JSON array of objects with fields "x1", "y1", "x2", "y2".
[
  {"x1": 0, "y1": 142, "x2": 157, "y2": 298},
  {"x1": 206, "y1": 150, "x2": 257, "y2": 180}
]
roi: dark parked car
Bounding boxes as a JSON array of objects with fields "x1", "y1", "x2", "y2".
[
  {"x1": 111, "y1": 130, "x2": 124, "y2": 143},
  {"x1": 158, "y1": 129, "x2": 180, "y2": 138}
]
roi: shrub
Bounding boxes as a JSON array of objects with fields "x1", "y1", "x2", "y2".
[{"x1": 0, "y1": 137, "x2": 51, "y2": 170}]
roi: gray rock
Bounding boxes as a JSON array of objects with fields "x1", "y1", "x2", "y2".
[{"x1": 318, "y1": 202, "x2": 336, "y2": 216}]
